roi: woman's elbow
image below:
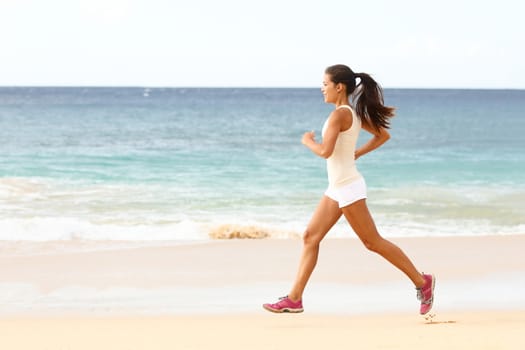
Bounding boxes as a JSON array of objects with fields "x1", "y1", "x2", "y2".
[
  {"x1": 320, "y1": 149, "x2": 333, "y2": 159},
  {"x1": 380, "y1": 130, "x2": 391, "y2": 143}
]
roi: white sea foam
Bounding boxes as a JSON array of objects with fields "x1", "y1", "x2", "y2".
[
  {"x1": 0, "y1": 217, "x2": 208, "y2": 241},
  {"x1": 1, "y1": 177, "x2": 523, "y2": 242}
]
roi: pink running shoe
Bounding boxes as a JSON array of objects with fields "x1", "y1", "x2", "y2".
[
  {"x1": 417, "y1": 273, "x2": 436, "y2": 315},
  {"x1": 263, "y1": 296, "x2": 304, "y2": 313}
]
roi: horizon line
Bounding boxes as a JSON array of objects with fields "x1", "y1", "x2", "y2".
[{"x1": 0, "y1": 85, "x2": 523, "y2": 91}]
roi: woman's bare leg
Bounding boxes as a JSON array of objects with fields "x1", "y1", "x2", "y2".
[
  {"x1": 341, "y1": 199, "x2": 426, "y2": 287},
  {"x1": 288, "y1": 195, "x2": 342, "y2": 301}
]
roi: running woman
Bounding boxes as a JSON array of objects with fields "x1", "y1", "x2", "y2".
[{"x1": 263, "y1": 64, "x2": 435, "y2": 315}]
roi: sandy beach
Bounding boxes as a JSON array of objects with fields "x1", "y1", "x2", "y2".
[{"x1": 1, "y1": 235, "x2": 524, "y2": 349}]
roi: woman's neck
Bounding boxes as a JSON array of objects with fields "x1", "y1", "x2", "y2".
[
  {"x1": 335, "y1": 101, "x2": 351, "y2": 108},
  {"x1": 333, "y1": 94, "x2": 350, "y2": 107}
]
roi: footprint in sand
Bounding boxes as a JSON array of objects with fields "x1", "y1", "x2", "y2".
[{"x1": 424, "y1": 314, "x2": 457, "y2": 325}]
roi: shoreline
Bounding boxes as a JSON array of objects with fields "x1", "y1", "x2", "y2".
[{"x1": 0, "y1": 235, "x2": 524, "y2": 316}]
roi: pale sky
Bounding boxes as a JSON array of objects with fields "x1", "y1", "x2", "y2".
[{"x1": 1, "y1": 0, "x2": 523, "y2": 88}]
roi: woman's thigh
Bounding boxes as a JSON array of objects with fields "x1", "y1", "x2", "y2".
[
  {"x1": 304, "y1": 195, "x2": 343, "y2": 243},
  {"x1": 341, "y1": 198, "x2": 381, "y2": 242}
]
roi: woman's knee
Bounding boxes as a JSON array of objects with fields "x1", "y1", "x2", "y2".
[
  {"x1": 361, "y1": 236, "x2": 385, "y2": 253},
  {"x1": 302, "y1": 229, "x2": 322, "y2": 247}
]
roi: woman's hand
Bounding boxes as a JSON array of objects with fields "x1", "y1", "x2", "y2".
[
  {"x1": 356, "y1": 120, "x2": 391, "y2": 159},
  {"x1": 301, "y1": 131, "x2": 315, "y2": 145}
]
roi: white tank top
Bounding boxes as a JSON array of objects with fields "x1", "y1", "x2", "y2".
[{"x1": 321, "y1": 105, "x2": 362, "y2": 188}]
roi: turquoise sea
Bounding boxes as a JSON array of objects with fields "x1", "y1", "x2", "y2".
[{"x1": 0, "y1": 87, "x2": 524, "y2": 242}]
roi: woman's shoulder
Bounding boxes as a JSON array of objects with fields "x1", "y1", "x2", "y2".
[
  {"x1": 330, "y1": 107, "x2": 354, "y2": 131},
  {"x1": 332, "y1": 105, "x2": 355, "y2": 120}
]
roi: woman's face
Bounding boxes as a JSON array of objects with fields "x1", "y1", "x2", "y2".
[{"x1": 321, "y1": 74, "x2": 338, "y2": 103}]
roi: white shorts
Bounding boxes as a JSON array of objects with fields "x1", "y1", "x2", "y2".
[{"x1": 324, "y1": 177, "x2": 367, "y2": 208}]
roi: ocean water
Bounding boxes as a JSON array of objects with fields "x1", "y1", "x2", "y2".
[{"x1": 0, "y1": 87, "x2": 524, "y2": 242}]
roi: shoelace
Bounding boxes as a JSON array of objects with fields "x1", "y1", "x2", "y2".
[{"x1": 416, "y1": 288, "x2": 432, "y2": 304}]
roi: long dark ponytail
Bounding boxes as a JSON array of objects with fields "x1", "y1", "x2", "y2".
[{"x1": 325, "y1": 65, "x2": 395, "y2": 131}]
